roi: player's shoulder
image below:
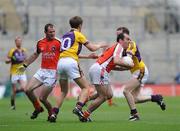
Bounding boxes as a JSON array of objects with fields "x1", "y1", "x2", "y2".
[
  {"x1": 128, "y1": 41, "x2": 136, "y2": 50},
  {"x1": 74, "y1": 30, "x2": 85, "y2": 37},
  {"x1": 22, "y1": 47, "x2": 27, "y2": 52},
  {"x1": 131, "y1": 41, "x2": 137, "y2": 46},
  {"x1": 108, "y1": 43, "x2": 120, "y2": 52},
  {"x1": 37, "y1": 37, "x2": 46, "y2": 43},
  {"x1": 9, "y1": 48, "x2": 16, "y2": 53},
  {"x1": 54, "y1": 37, "x2": 62, "y2": 43}
]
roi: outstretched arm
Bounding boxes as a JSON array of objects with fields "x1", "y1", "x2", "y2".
[
  {"x1": 79, "y1": 53, "x2": 99, "y2": 59},
  {"x1": 113, "y1": 65, "x2": 130, "y2": 71},
  {"x1": 84, "y1": 42, "x2": 108, "y2": 52},
  {"x1": 23, "y1": 52, "x2": 39, "y2": 67},
  {"x1": 17, "y1": 52, "x2": 39, "y2": 74},
  {"x1": 5, "y1": 57, "x2": 11, "y2": 64}
]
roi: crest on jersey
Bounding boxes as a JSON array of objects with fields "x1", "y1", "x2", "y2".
[{"x1": 51, "y1": 46, "x2": 56, "y2": 52}]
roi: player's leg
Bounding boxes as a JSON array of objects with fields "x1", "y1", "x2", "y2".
[
  {"x1": 85, "y1": 92, "x2": 116, "y2": 107},
  {"x1": 39, "y1": 85, "x2": 53, "y2": 121},
  {"x1": 11, "y1": 83, "x2": 17, "y2": 110},
  {"x1": 123, "y1": 78, "x2": 140, "y2": 121},
  {"x1": 132, "y1": 67, "x2": 151, "y2": 104},
  {"x1": 72, "y1": 76, "x2": 90, "y2": 120},
  {"x1": 132, "y1": 86, "x2": 166, "y2": 110},
  {"x1": 133, "y1": 66, "x2": 165, "y2": 110},
  {"x1": 132, "y1": 87, "x2": 151, "y2": 103},
  {"x1": 25, "y1": 77, "x2": 44, "y2": 119},
  {"x1": 10, "y1": 75, "x2": 19, "y2": 110},
  {"x1": 74, "y1": 76, "x2": 90, "y2": 108},
  {"x1": 82, "y1": 85, "x2": 113, "y2": 122},
  {"x1": 49, "y1": 79, "x2": 69, "y2": 122},
  {"x1": 82, "y1": 84, "x2": 113, "y2": 122},
  {"x1": 49, "y1": 59, "x2": 70, "y2": 122},
  {"x1": 87, "y1": 93, "x2": 98, "y2": 102},
  {"x1": 56, "y1": 79, "x2": 69, "y2": 109},
  {"x1": 63, "y1": 59, "x2": 90, "y2": 117},
  {"x1": 80, "y1": 63, "x2": 112, "y2": 122},
  {"x1": 88, "y1": 84, "x2": 113, "y2": 113},
  {"x1": 38, "y1": 73, "x2": 57, "y2": 121},
  {"x1": 16, "y1": 74, "x2": 27, "y2": 93}
]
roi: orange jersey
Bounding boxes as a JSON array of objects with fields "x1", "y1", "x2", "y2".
[
  {"x1": 36, "y1": 37, "x2": 61, "y2": 69},
  {"x1": 97, "y1": 43, "x2": 125, "y2": 73}
]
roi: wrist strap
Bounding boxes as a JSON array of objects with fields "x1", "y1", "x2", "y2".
[{"x1": 23, "y1": 63, "x2": 28, "y2": 68}]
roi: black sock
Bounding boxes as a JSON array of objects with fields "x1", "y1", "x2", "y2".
[
  {"x1": 11, "y1": 99, "x2": 15, "y2": 107},
  {"x1": 16, "y1": 89, "x2": 24, "y2": 93},
  {"x1": 52, "y1": 107, "x2": 59, "y2": 114},
  {"x1": 76, "y1": 102, "x2": 85, "y2": 109},
  {"x1": 151, "y1": 95, "x2": 158, "y2": 102},
  {"x1": 131, "y1": 109, "x2": 137, "y2": 115}
]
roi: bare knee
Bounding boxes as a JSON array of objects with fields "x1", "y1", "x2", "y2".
[
  {"x1": 39, "y1": 96, "x2": 46, "y2": 103},
  {"x1": 133, "y1": 97, "x2": 138, "y2": 103},
  {"x1": 107, "y1": 93, "x2": 113, "y2": 100},
  {"x1": 25, "y1": 89, "x2": 31, "y2": 94},
  {"x1": 133, "y1": 95, "x2": 141, "y2": 103},
  {"x1": 98, "y1": 95, "x2": 107, "y2": 102},
  {"x1": 123, "y1": 87, "x2": 130, "y2": 95},
  {"x1": 39, "y1": 97, "x2": 44, "y2": 103}
]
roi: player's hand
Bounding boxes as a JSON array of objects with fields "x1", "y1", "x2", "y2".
[
  {"x1": 88, "y1": 53, "x2": 99, "y2": 59},
  {"x1": 98, "y1": 42, "x2": 110, "y2": 52},
  {"x1": 129, "y1": 62, "x2": 134, "y2": 68},
  {"x1": 16, "y1": 65, "x2": 26, "y2": 74},
  {"x1": 100, "y1": 42, "x2": 109, "y2": 49},
  {"x1": 12, "y1": 56, "x2": 16, "y2": 61}
]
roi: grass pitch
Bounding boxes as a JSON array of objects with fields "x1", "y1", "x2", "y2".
[{"x1": 0, "y1": 97, "x2": 180, "y2": 131}]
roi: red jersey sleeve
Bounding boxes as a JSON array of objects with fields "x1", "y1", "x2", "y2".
[{"x1": 36, "y1": 41, "x2": 41, "y2": 54}]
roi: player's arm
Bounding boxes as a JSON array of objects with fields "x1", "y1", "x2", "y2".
[
  {"x1": 113, "y1": 45, "x2": 134, "y2": 69},
  {"x1": 113, "y1": 65, "x2": 130, "y2": 71},
  {"x1": 79, "y1": 53, "x2": 99, "y2": 59},
  {"x1": 17, "y1": 52, "x2": 39, "y2": 74},
  {"x1": 23, "y1": 42, "x2": 41, "y2": 67},
  {"x1": 23, "y1": 52, "x2": 39, "y2": 67},
  {"x1": 5, "y1": 56, "x2": 11, "y2": 64},
  {"x1": 23, "y1": 48, "x2": 28, "y2": 60},
  {"x1": 5, "y1": 50, "x2": 12, "y2": 64},
  {"x1": 114, "y1": 56, "x2": 133, "y2": 69},
  {"x1": 84, "y1": 42, "x2": 108, "y2": 52}
]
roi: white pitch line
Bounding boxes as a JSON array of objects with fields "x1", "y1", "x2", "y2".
[{"x1": 0, "y1": 125, "x2": 8, "y2": 127}]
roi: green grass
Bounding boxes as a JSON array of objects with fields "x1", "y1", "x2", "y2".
[{"x1": 0, "y1": 97, "x2": 180, "y2": 131}]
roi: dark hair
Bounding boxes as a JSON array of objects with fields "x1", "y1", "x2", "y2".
[
  {"x1": 69, "y1": 16, "x2": 83, "y2": 29},
  {"x1": 116, "y1": 33, "x2": 125, "y2": 42},
  {"x1": 116, "y1": 27, "x2": 130, "y2": 35},
  {"x1": 44, "y1": 23, "x2": 54, "y2": 32}
]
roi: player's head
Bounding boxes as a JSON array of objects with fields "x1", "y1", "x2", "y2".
[
  {"x1": 117, "y1": 33, "x2": 130, "y2": 49},
  {"x1": 116, "y1": 27, "x2": 130, "y2": 36},
  {"x1": 69, "y1": 16, "x2": 83, "y2": 31},
  {"x1": 44, "y1": 23, "x2": 55, "y2": 40},
  {"x1": 15, "y1": 36, "x2": 22, "y2": 48}
]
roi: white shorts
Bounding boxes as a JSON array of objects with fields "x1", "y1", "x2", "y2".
[
  {"x1": 57, "y1": 57, "x2": 83, "y2": 80},
  {"x1": 89, "y1": 63, "x2": 110, "y2": 85},
  {"x1": 11, "y1": 74, "x2": 27, "y2": 84},
  {"x1": 132, "y1": 66, "x2": 149, "y2": 86},
  {"x1": 33, "y1": 68, "x2": 57, "y2": 87}
]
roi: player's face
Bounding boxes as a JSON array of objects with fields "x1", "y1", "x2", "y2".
[
  {"x1": 79, "y1": 24, "x2": 82, "y2": 32},
  {"x1": 122, "y1": 33, "x2": 130, "y2": 49},
  {"x1": 46, "y1": 26, "x2": 55, "y2": 40},
  {"x1": 15, "y1": 37, "x2": 22, "y2": 48}
]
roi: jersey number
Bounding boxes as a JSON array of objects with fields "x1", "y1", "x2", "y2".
[{"x1": 61, "y1": 37, "x2": 73, "y2": 51}]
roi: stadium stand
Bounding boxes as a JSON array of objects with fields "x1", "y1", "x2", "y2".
[{"x1": 0, "y1": 0, "x2": 180, "y2": 84}]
